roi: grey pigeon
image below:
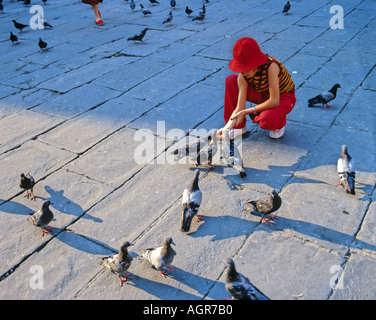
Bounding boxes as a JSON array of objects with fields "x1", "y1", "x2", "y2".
[
  {"x1": 308, "y1": 84, "x2": 341, "y2": 109},
  {"x1": 43, "y1": 21, "x2": 53, "y2": 29},
  {"x1": 282, "y1": 1, "x2": 290, "y2": 14},
  {"x1": 172, "y1": 132, "x2": 212, "y2": 164},
  {"x1": 10, "y1": 32, "x2": 18, "y2": 45},
  {"x1": 19, "y1": 173, "x2": 35, "y2": 200},
  {"x1": 224, "y1": 258, "x2": 269, "y2": 300},
  {"x1": 337, "y1": 145, "x2": 355, "y2": 195},
  {"x1": 245, "y1": 189, "x2": 282, "y2": 224},
  {"x1": 193, "y1": 129, "x2": 218, "y2": 168},
  {"x1": 127, "y1": 28, "x2": 148, "y2": 44},
  {"x1": 185, "y1": 6, "x2": 193, "y2": 17},
  {"x1": 140, "y1": 4, "x2": 152, "y2": 15},
  {"x1": 101, "y1": 241, "x2": 133, "y2": 286},
  {"x1": 38, "y1": 38, "x2": 47, "y2": 52},
  {"x1": 181, "y1": 169, "x2": 203, "y2": 232},
  {"x1": 163, "y1": 11, "x2": 173, "y2": 25},
  {"x1": 13, "y1": 20, "x2": 28, "y2": 32},
  {"x1": 138, "y1": 237, "x2": 176, "y2": 277},
  {"x1": 192, "y1": 11, "x2": 205, "y2": 23},
  {"x1": 28, "y1": 200, "x2": 54, "y2": 236}
]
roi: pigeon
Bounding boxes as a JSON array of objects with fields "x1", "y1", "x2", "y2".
[
  {"x1": 308, "y1": 84, "x2": 341, "y2": 109},
  {"x1": 192, "y1": 11, "x2": 205, "y2": 23},
  {"x1": 0, "y1": 3, "x2": 3, "y2": 13},
  {"x1": 245, "y1": 189, "x2": 282, "y2": 224},
  {"x1": 148, "y1": 0, "x2": 159, "y2": 5},
  {"x1": 140, "y1": 4, "x2": 152, "y2": 15},
  {"x1": 24, "y1": 0, "x2": 31, "y2": 6},
  {"x1": 224, "y1": 258, "x2": 269, "y2": 300},
  {"x1": 181, "y1": 169, "x2": 203, "y2": 232},
  {"x1": 202, "y1": 4, "x2": 206, "y2": 14},
  {"x1": 170, "y1": 0, "x2": 176, "y2": 9},
  {"x1": 171, "y1": 132, "x2": 212, "y2": 164},
  {"x1": 221, "y1": 130, "x2": 246, "y2": 178},
  {"x1": 185, "y1": 6, "x2": 193, "y2": 17},
  {"x1": 138, "y1": 237, "x2": 176, "y2": 277},
  {"x1": 193, "y1": 129, "x2": 218, "y2": 168},
  {"x1": 13, "y1": 20, "x2": 28, "y2": 32},
  {"x1": 28, "y1": 201, "x2": 54, "y2": 236},
  {"x1": 10, "y1": 32, "x2": 18, "y2": 45},
  {"x1": 129, "y1": 0, "x2": 135, "y2": 11},
  {"x1": 101, "y1": 241, "x2": 133, "y2": 286},
  {"x1": 162, "y1": 11, "x2": 173, "y2": 25},
  {"x1": 42, "y1": 0, "x2": 47, "y2": 4},
  {"x1": 337, "y1": 145, "x2": 356, "y2": 195},
  {"x1": 19, "y1": 173, "x2": 35, "y2": 200},
  {"x1": 127, "y1": 28, "x2": 148, "y2": 44},
  {"x1": 38, "y1": 38, "x2": 47, "y2": 52},
  {"x1": 282, "y1": 1, "x2": 290, "y2": 14}
]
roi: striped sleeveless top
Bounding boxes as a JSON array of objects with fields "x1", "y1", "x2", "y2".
[{"x1": 244, "y1": 56, "x2": 295, "y2": 93}]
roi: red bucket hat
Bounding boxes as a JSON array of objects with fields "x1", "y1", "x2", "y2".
[{"x1": 229, "y1": 37, "x2": 268, "y2": 73}]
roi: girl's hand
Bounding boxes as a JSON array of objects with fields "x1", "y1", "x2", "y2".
[{"x1": 230, "y1": 109, "x2": 246, "y2": 123}]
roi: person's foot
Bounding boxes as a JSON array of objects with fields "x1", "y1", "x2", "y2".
[
  {"x1": 95, "y1": 19, "x2": 104, "y2": 25},
  {"x1": 269, "y1": 126, "x2": 285, "y2": 139}
]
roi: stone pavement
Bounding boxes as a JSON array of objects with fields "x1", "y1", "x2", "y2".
[{"x1": 0, "y1": 0, "x2": 375, "y2": 300}]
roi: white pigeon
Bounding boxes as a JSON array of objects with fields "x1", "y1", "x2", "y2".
[
  {"x1": 138, "y1": 237, "x2": 176, "y2": 277},
  {"x1": 337, "y1": 145, "x2": 355, "y2": 194},
  {"x1": 181, "y1": 169, "x2": 203, "y2": 232}
]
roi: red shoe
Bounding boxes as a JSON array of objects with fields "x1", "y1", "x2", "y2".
[{"x1": 95, "y1": 19, "x2": 104, "y2": 25}]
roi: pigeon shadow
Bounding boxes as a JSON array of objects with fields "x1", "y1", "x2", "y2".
[
  {"x1": 186, "y1": 215, "x2": 258, "y2": 242},
  {"x1": 253, "y1": 213, "x2": 376, "y2": 253},
  {"x1": 127, "y1": 265, "x2": 221, "y2": 300},
  {"x1": 0, "y1": 199, "x2": 34, "y2": 216},
  {"x1": 39, "y1": 186, "x2": 102, "y2": 223}
]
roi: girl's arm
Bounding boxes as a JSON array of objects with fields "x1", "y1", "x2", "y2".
[{"x1": 230, "y1": 63, "x2": 280, "y2": 121}]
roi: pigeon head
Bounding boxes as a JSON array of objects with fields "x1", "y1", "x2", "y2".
[
  {"x1": 120, "y1": 241, "x2": 133, "y2": 251},
  {"x1": 165, "y1": 237, "x2": 175, "y2": 246},
  {"x1": 341, "y1": 145, "x2": 349, "y2": 157},
  {"x1": 42, "y1": 200, "x2": 53, "y2": 208},
  {"x1": 270, "y1": 189, "x2": 278, "y2": 197},
  {"x1": 20, "y1": 173, "x2": 25, "y2": 178}
]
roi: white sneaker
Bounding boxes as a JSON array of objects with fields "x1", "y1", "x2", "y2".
[
  {"x1": 269, "y1": 126, "x2": 285, "y2": 139},
  {"x1": 229, "y1": 125, "x2": 247, "y2": 140}
]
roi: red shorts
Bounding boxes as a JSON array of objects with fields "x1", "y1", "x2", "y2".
[{"x1": 224, "y1": 74, "x2": 296, "y2": 130}]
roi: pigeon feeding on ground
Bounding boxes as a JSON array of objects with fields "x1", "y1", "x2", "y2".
[
  {"x1": 185, "y1": 6, "x2": 193, "y2": 17},
  {"x1": 149, "y1": 0, "x2": 159, "y2": 5},
  {"x1": 138, "y1": 237, "x2": 176, "y2": 277},
  {"x1": 224, "y1": 258, "x2": 269, "y2": 300},
  {"x1": 308, "y1": 84, "x2": 341, "y2": 109},
  {"x1": 43, "y1": 21, "x2": 53, "y2": 29},
  {"x1": 38, "y1": 38, "x2": 47, "y2": 52},
  {"x1": 192, "y1": 11, "x2": 205, "y2": 23},
  {"x1": 19, "y1": 173, "x2": 35, "y2": 200},
  {"x1": 140, "y1": 4, "x2": 151, "y2": 15},
  {"x1": 28, "y1": 200, "x2": 54, "y2": 236},
  {"x1": 181, "y1": 169, "x2": 203, "y2": 232},
  {"x1": 10, "y1": 32, "x2": 18, "y2": 45},
  {"x1": 193, "y1": 129, "x2": 218, "y2": 168},
  {"x1": 337, "y1": 145, "x2": 356, "y2": 195},
  {"x1": 127, "y1": 28, "x2": 148, "y2": 44},
  {"x1": 13, "y1": 20, "x2": 28, "y2": 32},
  {"x1": 170, "y1": 0, "x2": 176, "y2": 9},
  {"x1": 163, "y1": 11, "x2": 173, "y2": 26},
  {"x1": 245, "y1": 189, "x2": 282, "y2": 224},
  {"x1": 282, "y1": 1, "x2": 291, "y2": 14},
  {"x1": 101, "y1": 241, "x2": 133, "y2": 286}
]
